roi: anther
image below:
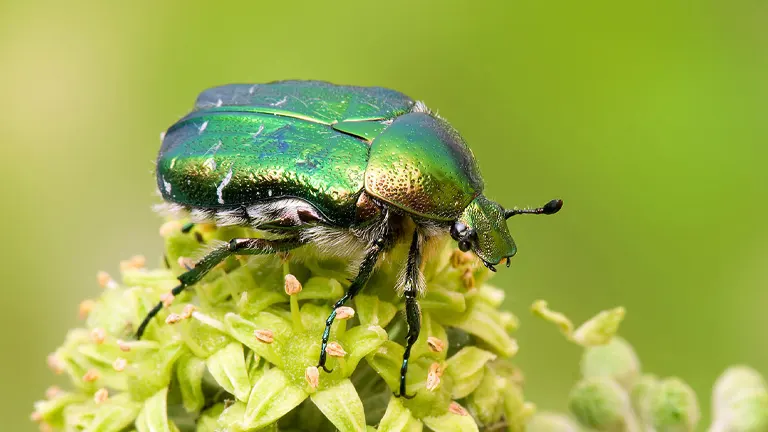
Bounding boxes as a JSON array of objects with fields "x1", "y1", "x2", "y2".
[{"x1": 254, "y1": 329, "x2": 274, "y2": 343}]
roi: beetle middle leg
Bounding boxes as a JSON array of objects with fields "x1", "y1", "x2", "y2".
[
  {"x1": 397, "y1": 229, "x2": 424, "y2": 398},
  {"x1": 318, "y1": 236, "x2": 387, "y2": 373},
  {"x1": 136, "y1": 237, "x2": 302, "y2": 338}
]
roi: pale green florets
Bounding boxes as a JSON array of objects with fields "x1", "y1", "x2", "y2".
[
  {"x1": 32, "y1": 221, "x2": 768, "y2": 431},
  {"x1": 33, "y1": 221, "x2": 529, "y2": 431},
  {"x1": 529, "y1": 309, "x2": 768, "y2": 431}
]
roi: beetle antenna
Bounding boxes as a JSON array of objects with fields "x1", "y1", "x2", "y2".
[{"x1": 505, "y1": 199, "x2": 563, "y2": 219}]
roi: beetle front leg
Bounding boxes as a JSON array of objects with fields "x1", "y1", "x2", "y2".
[
  {"x1": 136, "y1": 237, "x2": 301, "y2": 338},
  {"x1": 318, "y1": 236, "x2": 386, "y2": 373},
  {"x1": 397, "y1": 229, "x2": 424, "y2": 399}
]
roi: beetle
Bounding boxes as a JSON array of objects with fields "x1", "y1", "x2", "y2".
[{"x1": 138, "y1": 80, "x2": 562, "y2": 398}]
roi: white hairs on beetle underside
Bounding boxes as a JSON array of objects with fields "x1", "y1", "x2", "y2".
[
  {"x1": 153, "y1": 202, "x2": 188, "y2": 218},
  {"x1": 246, "y1": 199, "x2": 318, "y2": 227},
  {"x1": 189, "y1": 239, "x2": 230, "y2": 263},
  {"x1": 300, "y1": 226, "x2": 367, "y2": 261}
]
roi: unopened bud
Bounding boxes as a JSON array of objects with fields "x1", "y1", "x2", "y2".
[
  {"x1": 427, "y1": 336, "x2": 446, "y2": 353},
  {"x1": 305, "y1": 366, "x2": 319, "y2": 389},
  {"x1": 647, "y1": 377, "x2": 699, "y2": 431},
  {"x1": 449, "y1": 401, "x2": 469, "y2": 416},
  {"x1": 93, "y1": 388, "x2": 109, "y2": 404},
  {"x1": 254, "y1": 329, "x2": 274, "y2": 343},
  {"x1": 711, "y1": 366, "x2": 768, "y2": 431},
  {"x1": 335, "y1": 306, "x2": 355, "y2": 320},
  {"x1": 568, "y1": 377, "x2": 630, "y2": 430},
  {"x1": 90, "y1": 328, "x2": 106, "y2": 344},
  {"x1": 527, "y1": 412, "x2": 582, "y2": 431},
  {"x1": 581, "y1": 337, "x2": 640, "y2": 389},
  {"x1": 284, "y1": 274, "x2": 302, "y2": 295},
  {"x1": 326, "y1": 342, "x2": 347, "y2": 358},
  {"x1": 112, "y1": 357, "x2": 127, "y2": 372},
  {"x1": 82, "y1": 369, "x2": 100, "y2": 383}
]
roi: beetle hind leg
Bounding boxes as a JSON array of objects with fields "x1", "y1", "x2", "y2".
[{"x1": 136, "y1": 237, "x2": 301, "y2": 339}]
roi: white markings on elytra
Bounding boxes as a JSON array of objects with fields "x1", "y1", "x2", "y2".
[
  {"x1": 248, "y1": 85, "x2": 257, "y2": 95},
  {"x1": 169, "y1": 157, "x2": 177, "y2": 169},
  {"x1": 217, "y1": 168, "x2": 233, "y2": 204},
  {"x1": 267, "y1": 189, "x2": 273, "y2": 197},
  {"x1": 215, "y1": 98, "x2": 223, "y2": 107},
  {"x1": 203, "y1": 158, "x2": 216, "y2": 171},
  {"x1": 270, "y1": 96, "x2": 288, "y2": 107},
  {"x1": 198, "y1": 121, "x2": 209, "y2": 134},
  {"x1": 162, "y1": 177, "x2": 172, "y2": 195},
  {"x1": 252, "y1": 124, "x2": 265, "y2": 137}
]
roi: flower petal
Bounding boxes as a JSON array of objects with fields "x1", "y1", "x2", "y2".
[
  {"x1": 205, "y1": 342, "x2": 251, "y2": 402},
  {"x1": 310, "y1": 379, "x2": 367, "y2": 432},
  {"x1": 176, "y1": 353, "x2": 206, "y2": 412},
  {"x1": 241, "y1": 368, "x2": 308, "y2": 430},
  {"x1": 446, "y1": 347, "x2": 497, "y2": 399},
  {"x1": 421, "y1": 402, "x2": 479, "y2": 432},
  {"x1": 378, "y1": 397, "x2": 423, "y2": 432},
  {"x1": 135, "y1": 388, "x2": 176, "y2": 432},
  {"x1": 354, "y1": 294, "x2": 398, "y2": 328}
]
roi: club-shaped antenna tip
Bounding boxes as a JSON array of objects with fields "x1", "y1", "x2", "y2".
[{"x1": 543, "y1": 199, "x2": 563, "y2": 215}]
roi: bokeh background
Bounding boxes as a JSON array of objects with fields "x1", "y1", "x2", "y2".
[{"x1": 2, "y1": 1, "x2": 766, "y2": 430}]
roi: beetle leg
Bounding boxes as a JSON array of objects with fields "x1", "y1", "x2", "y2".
[
  {"x1": 396, "y1": 229, "x2": 424, "y2": 399},
  {"x1": 136, "y1": 237, "x2": 302, "y2": 339},
  {"x1": 318, "y1": 236, "x2": 387, "y2": 373}
]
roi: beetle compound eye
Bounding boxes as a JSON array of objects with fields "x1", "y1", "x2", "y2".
[
  {"x1": 458, "y1": 239, "x2": 471, "y2": 252},
  {"x1": 451, "y1": 222, "x2": 468, "y2": 241}
]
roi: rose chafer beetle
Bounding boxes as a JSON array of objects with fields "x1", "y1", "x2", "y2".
[{"x1": 139, "y1": 80, "x2": 562, "y2": 397}]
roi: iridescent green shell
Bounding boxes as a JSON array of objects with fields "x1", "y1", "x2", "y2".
[
  {"x1": 365, "y1": 113, "x2": 484, "y2": 221},
  {"x1": 157, "y1": 81, "x2": 414, "y2": 225},
  {"x1": 157, "y1": 81, "x2": 486, "y2": 226}
]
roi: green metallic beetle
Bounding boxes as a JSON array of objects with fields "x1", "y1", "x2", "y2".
[{"x1": 139, "y1": 80, "x2": 562, "y2": 397}]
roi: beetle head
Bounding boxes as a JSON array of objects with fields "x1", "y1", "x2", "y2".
[
  {"x1": 453, "y1": 195, "x2": 516, "y2": 270},
  {"x1": 453, "y1": 195, "x2": 563, "y2": 271}
]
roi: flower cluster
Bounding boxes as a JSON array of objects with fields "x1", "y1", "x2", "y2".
[
  {"x1": 529, "y1": 305, "x2": 768, "y2": 431},
  {"x1": 33, "y1": 221, "x2": 530, "y2": 431}
]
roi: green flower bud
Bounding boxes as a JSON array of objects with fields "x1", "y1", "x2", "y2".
[
  {"x1": 568, "y1": 377, "x2": 635, "y2": 431},
  {"x1": 646, "y1": 377, "x2": 700, "y2": 432},
  {"x1": 527, "y1": 412, "x2": 582, "y2": 432},
  {"x1": 581, "y1": 337, "x2": 641, "y2": 389},
  {"x1": 711, "y1": 366, "x2": 768, "y2": 432}
]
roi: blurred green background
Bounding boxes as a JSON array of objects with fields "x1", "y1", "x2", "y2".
[{"x1": 2, "y1": 0, "x2": 766, "y2": 429}]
